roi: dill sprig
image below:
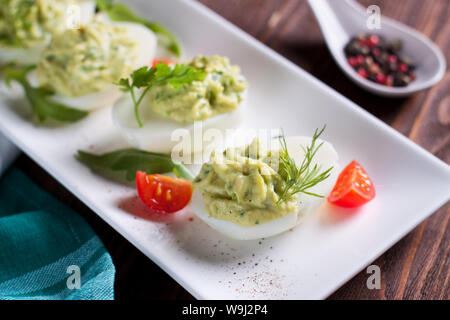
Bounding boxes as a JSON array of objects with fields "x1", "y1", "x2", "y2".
[{"x1": 277, "y1": 126, "x2": 333, "y2": 204}]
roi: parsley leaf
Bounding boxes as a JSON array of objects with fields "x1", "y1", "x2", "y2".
[
  {"x1": 96, "y1": 0, "x2": 181, "y2": 57},
  {"x1": 77, "y1": 148, "x2": 194, "y2": 182},
  {"x1": 277, "y1": 126, "x2": 333, "y2": 203},
  {"x1": 3, "y1": 65, "x2": 88, "y2": 123},
  {"x1": 129, "y1": 66, "x2": 156, "y2": 88},
  {"x1": 115, "y1": 63, "x2": 206, "y2": 127}
]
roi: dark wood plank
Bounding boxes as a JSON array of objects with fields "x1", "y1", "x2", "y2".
[{"x1": 13, "y1": 0, "x2": 450, "y2": 300}]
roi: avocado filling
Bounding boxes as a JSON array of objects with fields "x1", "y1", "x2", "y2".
[
  {"x1": 36, "y1": 17, "x2": 139, "y2": 97},
  {"x1": 146, "y1": 55, "x2": 248, "y2": 123},
  {"x1": 0, "y1": 0, "x2": 77, "y2": 48},
  {"x1": 193, "y1": 139, "x2": 298, "y2": 226}
]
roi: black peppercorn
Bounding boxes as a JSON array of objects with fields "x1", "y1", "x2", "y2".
[{"x1": 344, "y1": 33, "x2": 416, "y2": 87}]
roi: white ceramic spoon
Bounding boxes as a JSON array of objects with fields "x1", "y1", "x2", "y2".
[{"x1": 307, "y1": 0, "x2": 446, "y2": 97}]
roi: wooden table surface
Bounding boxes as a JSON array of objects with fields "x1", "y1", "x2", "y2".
[{"x1": 16, "y1": 0, "x2": 449, "y2": 299}]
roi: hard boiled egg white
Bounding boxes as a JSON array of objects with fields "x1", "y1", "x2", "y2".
[
  {"x1": 112, "y1": 89, "x2": 247, "y2": 154},
  {"x1": 190, "y1": 136, "x2": 339, "y2": 240},
  {"x1": 27, "y1": 22, "x2": 157, "y2": 111},
  {"x1": 0, "y1": 1, "x2": 96, "y2": 65}
]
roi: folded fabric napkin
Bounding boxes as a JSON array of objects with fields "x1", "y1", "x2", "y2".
[{"x1": 0, "y1": 135, "x2": 115, "y2": 300}]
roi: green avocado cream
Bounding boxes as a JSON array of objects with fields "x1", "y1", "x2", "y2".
[
  {"x1": 193, "y1": 139, "x2": 298, "y2": 226},
  {"x1": 146, "y1": 55, "x2": 248, "y2": 123},
  {"x1": 36, "y1": 18, "x2": 139, "y2": 97},
  {"x1": 0, "y1": 0, "x2": 74, "y2": 48}
]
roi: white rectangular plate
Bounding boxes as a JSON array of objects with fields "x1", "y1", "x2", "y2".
[{"x1": 0, "y1": 0, "x2": 449, "y2": 299}]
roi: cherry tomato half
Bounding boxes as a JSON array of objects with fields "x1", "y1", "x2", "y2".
[
  {"x1": 136, "y1": 171, "x2": 192, "y2": 214},
  {"x1": 152, "y1": 59, "x2": 176, "y2": 68},
  {"x1": 328, "y1": 160, "x2": 375, "y2": 208}
]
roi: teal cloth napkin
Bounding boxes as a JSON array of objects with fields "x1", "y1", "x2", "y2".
[{"x1": 0, "y1": 167, "x2": 115, "y2": 300}]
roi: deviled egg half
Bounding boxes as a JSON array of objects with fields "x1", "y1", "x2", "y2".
[
  {"x1": 191, "y1": 135, "x2": 339, "y2": 240},
  {"x1": 27, "y1": 16, "x2": 157, "y2": 111},
  {"x1": 112, "y1": 55, "x2": 248, "y2": 154},
  {"x1": 0, "y1": 0, "x2": 96, "y2": 65}
]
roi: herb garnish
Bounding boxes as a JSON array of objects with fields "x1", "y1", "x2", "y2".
[
  {"x1": 116, "y1": 63, "x2": 206, "y2": 127},
  {"x1": 96, "y1": 0, "x2": 181, "y2": 57},
  {"x1": 277, "y1": 126, "x2": 333, "y2": 203},
  {"x1": 77, "y1": 148, "x2": 194, "y2": 181},
  {"x1": 2, "y1": 65, "x2": 88, "y2": 123}
]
